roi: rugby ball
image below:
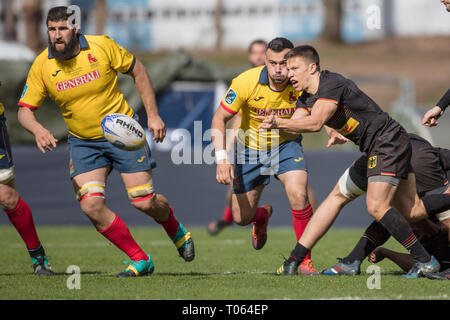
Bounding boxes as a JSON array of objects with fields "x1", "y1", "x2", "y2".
[{"x1": 101, "y1": 113, "x2": 145, "y2": 151}]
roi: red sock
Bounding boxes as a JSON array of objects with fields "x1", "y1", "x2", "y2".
[
  {"x1": 5, "y1": 197, "x2": 41, "y2": 249},
  {"x1": 292, "y1": 205, "x2": 313, "y2": 260},
  {"x1": 222, "y1": 206, "x2": 233, "y2": 223},
  {"x1": 155, "y1": 206, "x2": 180, "y2": 238},
  {"x1": 98, "y1": 214, "x2": 148, "y2": 261},
  {"x1": 251, "y1": 207, "x2": 268, "y2": 225}
]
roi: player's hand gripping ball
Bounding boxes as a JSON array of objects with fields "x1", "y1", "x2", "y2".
[{"x1": 101, "y1": 113, "x2": 146, "y2": 151}]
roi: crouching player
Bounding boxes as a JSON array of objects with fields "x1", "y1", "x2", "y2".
[{"x1": 17, "y1": 6, "x2": 194, "y2": 277}]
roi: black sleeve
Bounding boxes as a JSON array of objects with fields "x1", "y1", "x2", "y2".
[
  {"x1": 317, "y1": 75, "x2": 345, "y2": 103},
  {"x1": 436, "y1": 89, "x2": 450, "y2": 112},
  {"x1": 295, "y1": 95, "x2": 310, "y2": 114}
]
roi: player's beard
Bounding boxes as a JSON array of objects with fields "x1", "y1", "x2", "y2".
[{"x1": 49, "y1": 30, "x2": 79, "y2": 61}]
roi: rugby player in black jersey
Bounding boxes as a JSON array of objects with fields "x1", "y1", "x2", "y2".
[{"x1": 257, "y1": 45, "x2": 450, "y2": 278}]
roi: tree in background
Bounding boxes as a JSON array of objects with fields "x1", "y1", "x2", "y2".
[
  {"x1": 4, "y1": 0, "x2": 16, "y2": 41},
  {"x1": 22, "y1": 0, "x2": 43, "y2": 53},
  {"x1": 95, "y1": 0, "x2": 106, "y2": 35},
  {"x1": 322, "y1": 0, "x2": 343, "y2": 43}
]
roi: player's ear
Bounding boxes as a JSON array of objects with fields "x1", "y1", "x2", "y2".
[{"x1": 309, "y1": 62, "x2": 317, "y2": 75}]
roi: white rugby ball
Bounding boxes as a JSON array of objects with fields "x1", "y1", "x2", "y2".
[{"x1": 101, "y1": 113, "x2": 145, "y2": 151}]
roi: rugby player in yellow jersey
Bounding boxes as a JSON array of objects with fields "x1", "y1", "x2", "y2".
[
  {"x1": 17, "y1": 6, "x2": 194, "y2": 277},
  {"x1": 0, "y1": 101, "x2": 54, "y2": 275},
  {"x1": 211, "y1": 38, "x2": 336, "y2": 275},
  {"x1": 207, "y1": 39, "x2": 267, "y2": 236}
]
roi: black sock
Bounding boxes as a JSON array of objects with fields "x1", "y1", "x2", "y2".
[
  {"x1": 342, "y1": 220, "x2": 391, "y2": 264},
  {"x1": 28, "y1": 244, "x2": 45, "y2": 259},
  {"x1": 422, "y1": 193, "x2": 450, "y2": 218},
  {"x1": 379, "y1": 208, "x2": 431, "y2": 263},
  {"x1": 287, "y1": 242, "x2": 309, "y2": 264}
]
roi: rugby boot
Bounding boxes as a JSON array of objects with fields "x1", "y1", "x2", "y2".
[
  {"x1": 207, "y1": 219, "x2": 233, "y2": 236},
  {"x1": 298, "y1": 258, "x2": 320, "y2": 275},
  {"x1": 403, "y1": 255, "x2": 440, "y2": 279},
  {"x1": 425, "y1": 268, "x2": 450, "y2": 280},
  {"x1": 172, "y1": 225, "x2": 195, "y2": 262},
  {"x1": 29, "y1": 245, "x2": 54, "y2": 276},
  {"x1": 116, "y1": 254, "x2": 154, "y2": 277},
  {"x1": 252, "y1": 204, "x2": 273, "y2": 250},
  {"x1": 276, "y1": 259, "x2": 299, "y2": 276},
  {"x1": 321, "y1": 258, "x2": 361, "y2": 275},
  {"x1": 32, "y1": 255, "x2": 54, "y2": 276}
]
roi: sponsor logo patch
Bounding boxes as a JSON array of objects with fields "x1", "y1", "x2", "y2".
[
  {"x1": 337, "y1": 117, "x2": 359, "y2": 136},
  {"x1": 56, "y1": 70, "x2": 100, "y2": 92},
  {"x1": 21, "y1": 84, "x2": 28, "y2": 99},
  {"x1": 224, "y1": 89, "x2": 237, "y2": 105}
]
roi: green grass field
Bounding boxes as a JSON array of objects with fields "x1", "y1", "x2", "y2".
[{"x1": 0, "y1": 225, "x2": 448, "y2": 300}]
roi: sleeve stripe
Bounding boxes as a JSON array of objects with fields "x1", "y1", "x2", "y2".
[
  {"x1": 220, "y1": 102, "x2": 238, "y2": 115},
  {"x1": 125, "y1": 56, "x2": 137, "y2": 74},
  {"x1": 317, "y1": 98, "x2": 338, "y2": 104},
  {"x1": 296, "y1": 106, "x2": 311, "y2": 114},
  {"x1": 18, "y1": 102, "x2": 38, "y2": 111}
]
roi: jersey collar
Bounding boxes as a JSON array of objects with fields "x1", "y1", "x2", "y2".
[
  {"x1": 258, "y1": 66, "x2": 269, "y2": 84},
  {"x1": 48, "y1": 33, "x2": 89, "y2": 59}
]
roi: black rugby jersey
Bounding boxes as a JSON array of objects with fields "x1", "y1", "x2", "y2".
[{"x1": 296, "y1": 70, "x2": 400, "y2": 152}]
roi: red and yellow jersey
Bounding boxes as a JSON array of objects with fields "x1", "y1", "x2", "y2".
[
  {"x1": 220, "y1": 66, "x2": 300, "y2": 150},
  {"x1": 18, "y1": 33, "x2": 135, "y2": 140}
]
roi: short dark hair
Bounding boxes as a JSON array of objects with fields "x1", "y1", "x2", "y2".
[
  {"x1": 46, "y1": 6, "x2": 71, "y2": 26},
  {"x1": 285, "y1": 45, "x2": 320, "y2": 71},
  {"x1": 266, "y1": 37, "x2": 294, "y2": 53},
  {"x1": 248, "y1": 39, "x2": 267, "y2": 52}
]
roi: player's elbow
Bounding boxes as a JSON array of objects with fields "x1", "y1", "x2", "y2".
[{"x1": 310, "y1": 121, "x2": 323, "y2": 132}]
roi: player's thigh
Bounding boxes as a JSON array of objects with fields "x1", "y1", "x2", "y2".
[
  {"x1": 121, "y1": 170, "x2": 153, "y2": 190},
  {"x1": 277, "y1": 169, "x2": 309, "y2": 209}
]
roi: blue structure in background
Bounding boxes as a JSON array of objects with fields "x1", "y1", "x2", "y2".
[
  {"x1": 73, "y1": 0, "x2": 153, "y2": 50},
  {"x1": 105, "y1": 0, "x2": 153, "y2": 51},
  {"x1": 278, "y1": 0, "x2": 324, "y2": 42},
  {"x1": 137, "y1": 83, "x2": 216, "y2": 148}
]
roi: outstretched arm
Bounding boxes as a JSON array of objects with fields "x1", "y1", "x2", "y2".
[
  {"x1": 257, "y1": 100, "x2": 338, "y2": 134},
  {"x1": 129, "y1": 59, "x2": 166, "y2": 143},
  {"x1": 18, "y1": 107, "x2": 58, "y2": 153}
]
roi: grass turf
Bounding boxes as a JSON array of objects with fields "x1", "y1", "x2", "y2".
[{"x1": 0, "y1": 225, "x2": 448, "y2": 300}]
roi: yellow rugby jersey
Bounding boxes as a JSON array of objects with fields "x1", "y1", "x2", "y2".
[
  {"x1": 220, "y1": 66, "x2": 300, "y2": 150},
  {"x1": 0, "y1": 102, "x2": 4, "y2": 116},
  {"x1": 18, "y1": 33, "x2": 135, "y2": 140}
]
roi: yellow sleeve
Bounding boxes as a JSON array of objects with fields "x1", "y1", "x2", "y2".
[
  {"x1": 220, "y1": 75, "x2": 250, "y2": 115},
  {"x1": 101, "y1": 36, "x2": 136, "y2": 74},
  {"x1": 18, "y1": 55, "x2": 47, "y2": 110}
]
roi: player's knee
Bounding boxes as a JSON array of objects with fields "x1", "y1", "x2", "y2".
[
  {"x1": 366, "y1": 198, "x2": 389, "y2": 220},
  {"x1": 0, "y1": 185, "x2": 19, "y2": 210},
  {"x1": 79, "y1": 196, "x2": 105, "y2": 219},
  {"x1": 286, "y1": 189, "x2": 309, "y2": 210}
]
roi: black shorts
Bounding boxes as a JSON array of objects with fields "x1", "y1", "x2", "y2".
[{"x1": 366, "y1": 125, "x2": 413, "y2": 180}]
